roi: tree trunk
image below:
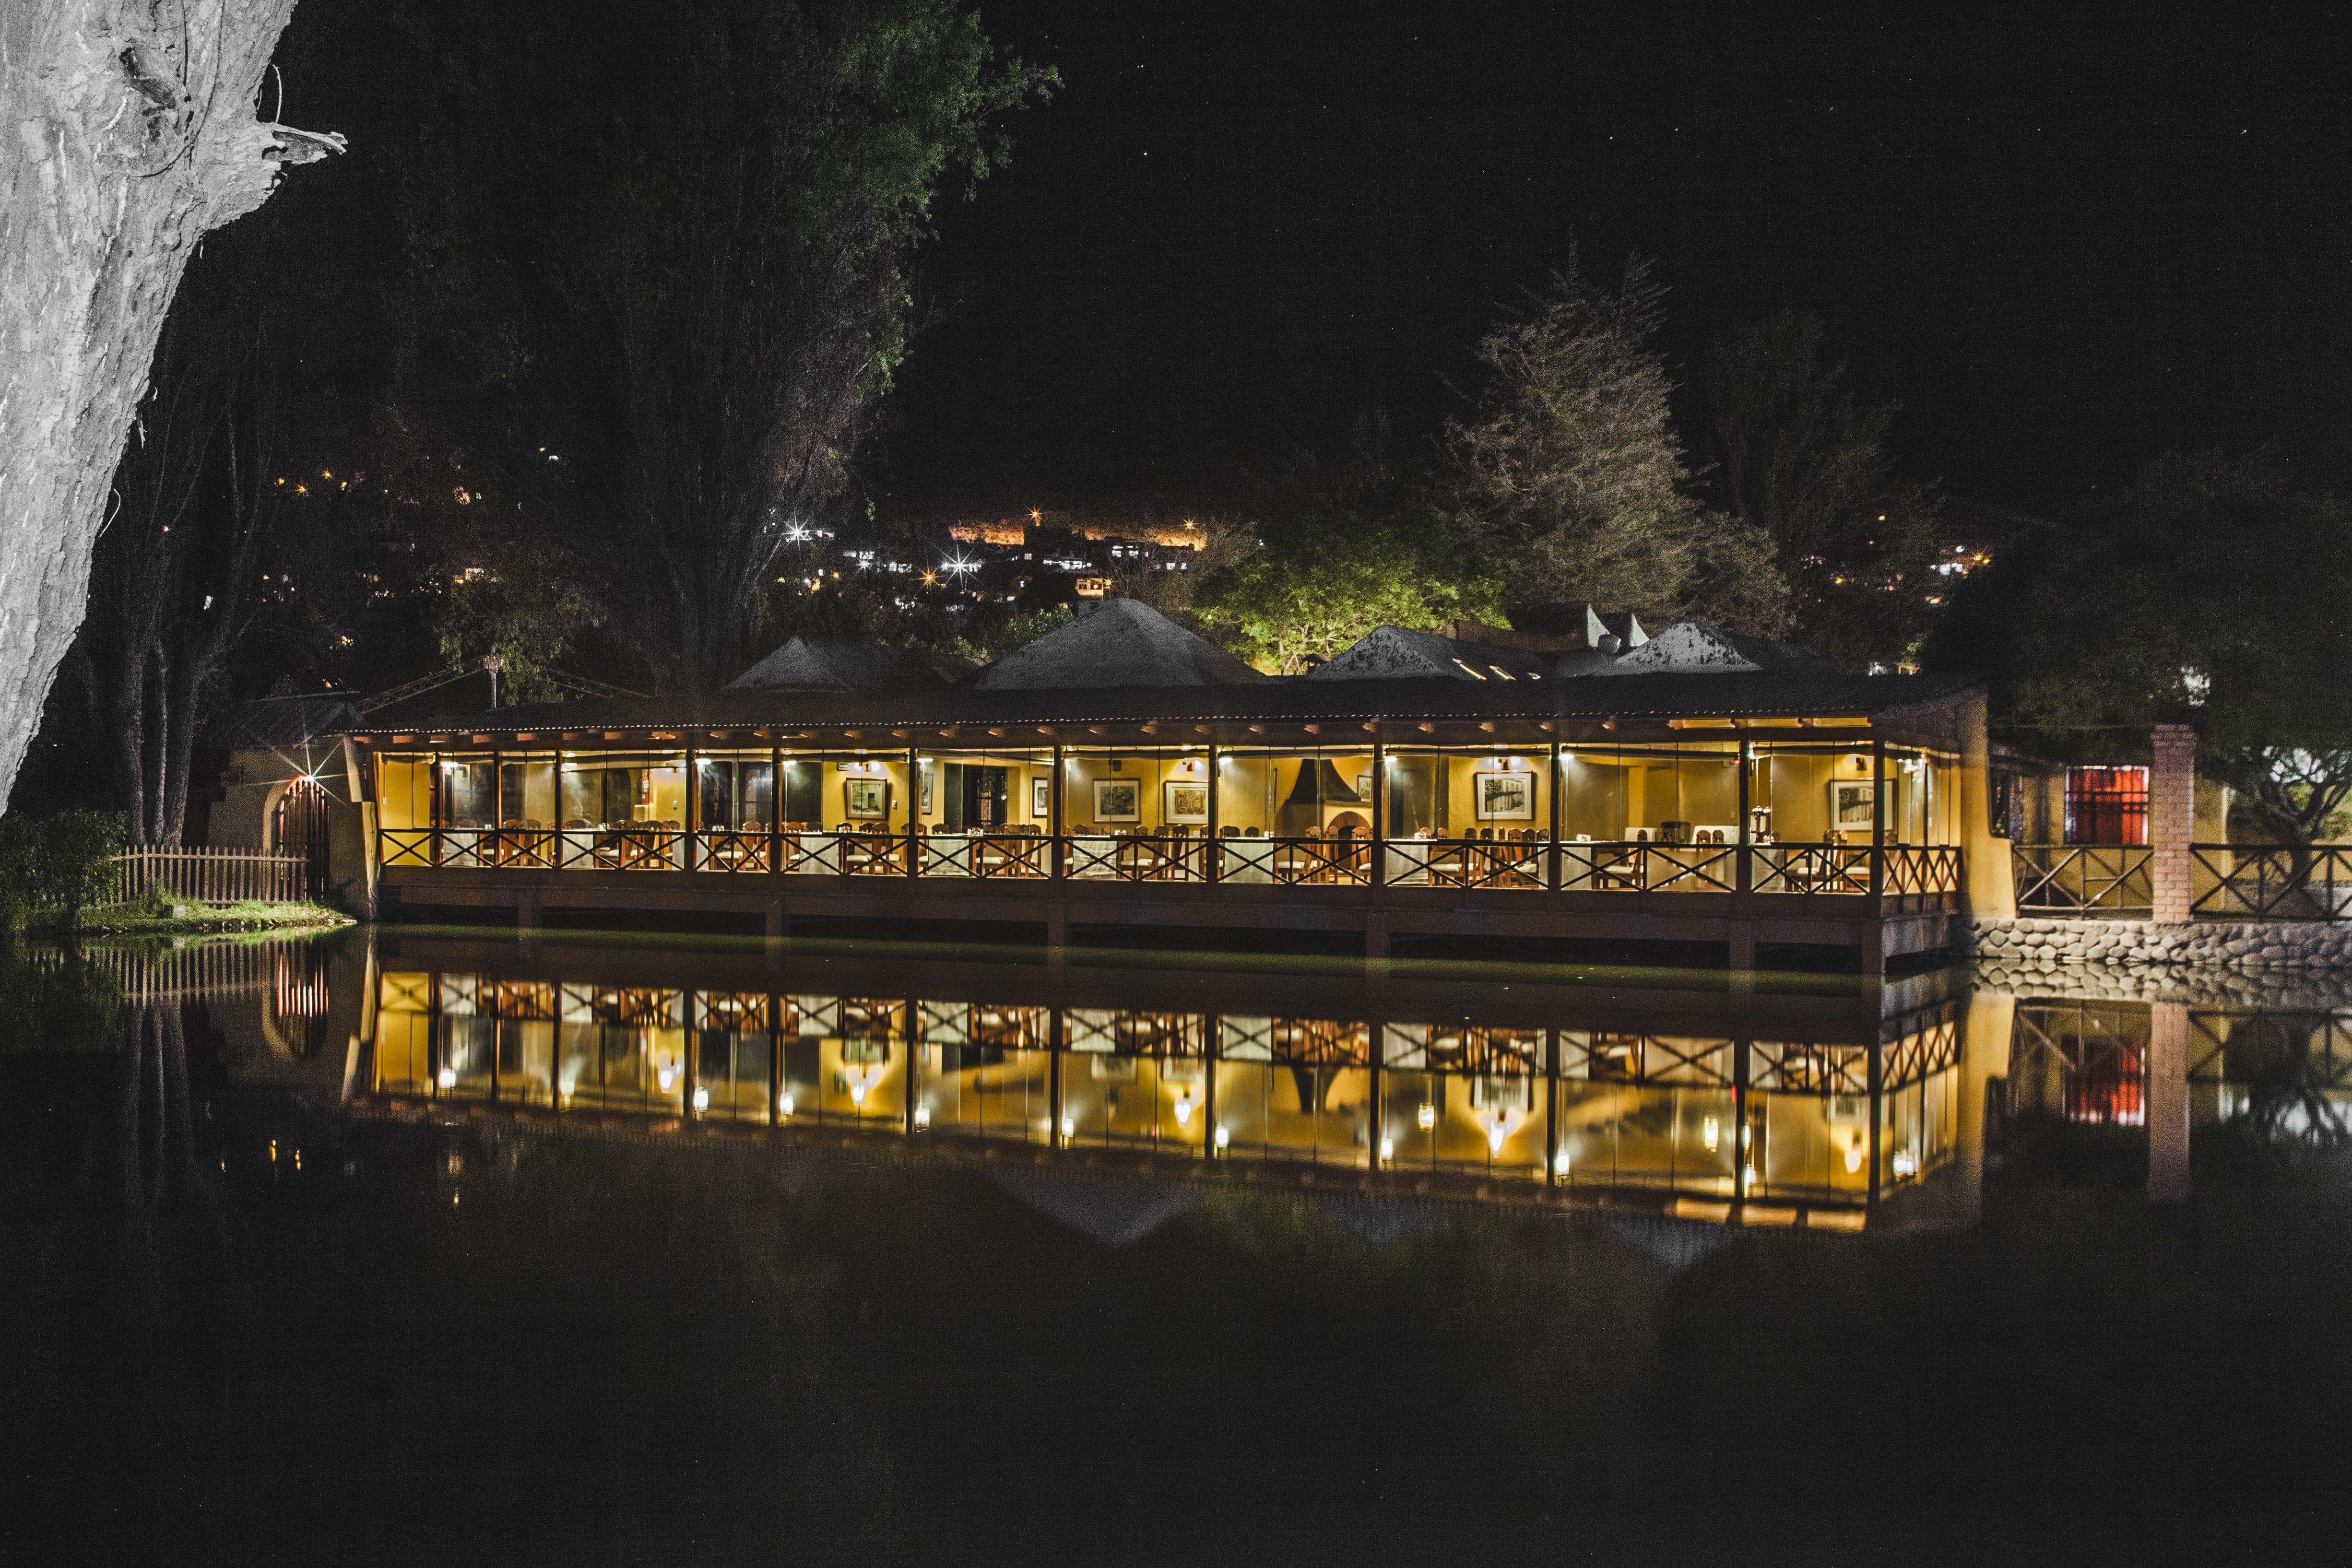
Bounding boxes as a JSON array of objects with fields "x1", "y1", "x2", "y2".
[{"x1": 0, "y1": 1, "x2": 338, "y2": 810}]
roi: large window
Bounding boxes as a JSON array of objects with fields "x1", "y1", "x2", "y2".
[{"x1": 2066, "y1": 766, "x2": 2148, "y2": 846}]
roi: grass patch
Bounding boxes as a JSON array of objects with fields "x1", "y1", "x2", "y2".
[{"x1": 68, "y1": 887, "x2": 353, "y2": 935}]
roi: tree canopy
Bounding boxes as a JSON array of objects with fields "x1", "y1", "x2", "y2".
[
  {"x1": 1700, "y1": 310, "x2": 1942, "y2": 670},
  {"x1": 1927, "y1": 453, "x2": 2352, "y2": 844},
  {"x1": 390, "y1": 0, "x2": 1052, "y2": 691},
  {"x1": 1444, "y1": 258, "x2": 1788, "y2": 636}
]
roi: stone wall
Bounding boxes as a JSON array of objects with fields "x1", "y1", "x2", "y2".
[{"x1": 1971, "y1": 914, "x2": 2352, "y2": 982}]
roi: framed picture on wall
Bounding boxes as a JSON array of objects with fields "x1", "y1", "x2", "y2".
[
  {"x1": 1831, "y1": 779, "x2": 1875, "y2": 832},
  {"x1": 1093, "y1": 778, "x2": 1142, "y2": 823},
  {"x1": 843, "y1": 777, "x2": 891, "y2": 819},
  {"x1": 1031, "y1": 776, "x2": 1051, "y2": 818},
  {"x1": 1164, "y1": 780, "x2": 1209, "y2": 825},
  {"x1": 920, "y1": 762, "x2": 933, "y2": 816},
  {"x1": 1474, "y1": 769, "x2": 1535, "y2": 821}
]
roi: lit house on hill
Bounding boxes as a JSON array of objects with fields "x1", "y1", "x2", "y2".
[{"x1": 340, "y1": 599, "x2": 2008, "y2": 970}]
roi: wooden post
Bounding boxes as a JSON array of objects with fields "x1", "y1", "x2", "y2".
[
  {"x1": 1547, "y1": 740, "x2": 1563, "y2": 891},
  {"x1": 1368, "y1": 737, "x2": 1384, "y2": 890},
  {"x1": 1202, "y1": 1013, "x2": 1219, "y2": 1161},
  {"x1": 684, "y1": 746, "x2": 697, "y2": 871},
  {"x1": 907, "y1": 747, "x2": 921, "y2": 878},
  {"x1": 1544, "y1": 1026, "x2": 1560, "y2": 1187},
  {"x1": 1049, "y1": 1007, "x2": 1065, "y2": 1148},
  {"x1": 1050, "y1": 744, "x2": 1066, "y2": 880},
  {"x1": 769, "y1": 745, "x2": 783, "y2": 874},
  {"x1": 1866, "y1": 1035, "x2": 1884, "y2": 1212},
  {"x1": 1869, "y1": 737, "x2": 1887, "y2": 900},
  {"x1": 1206, "y1": 743, "x2": 1222, "y2": 882},
  {"x1": 1736, "y1": 737, "x2": 1753, "y2": 896}
]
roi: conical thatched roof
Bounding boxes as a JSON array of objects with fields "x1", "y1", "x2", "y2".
[
  {"x1": 729, "y1": 635, "x2": 961, "y2": 692},
  {"x1": 1306, "y1": 626, "x2": 1560, "y2": 682},
  {"x1": 970, "y1": 598, "x2": 1269, "y2": 690},
  {"x1": 1589, "y1": 622, "x2": 1838, "y2": 678}
]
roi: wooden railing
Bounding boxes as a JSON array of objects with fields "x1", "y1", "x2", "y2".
[
  {"x1": 2012, "y1": 845, "x2": 2153, "y2": 915},
  {"x1": 2192, "y1": 844, "x2": 2352, "y2": 921},
  {"x1": 381, "y1": 826, "x2": 1967, "y2": 908},
  {"x1": 112, "y1": 847, "x2": 308, "y2": 906}
]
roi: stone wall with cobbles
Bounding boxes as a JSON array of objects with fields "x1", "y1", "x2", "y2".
[{"x1": 1969, "y1": 915, "x2": 2352, "y2": 981}]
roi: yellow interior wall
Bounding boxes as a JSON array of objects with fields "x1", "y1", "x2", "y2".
[
  {"x1": 377, "y1": 758, "x2": 430, "y2": 830},
  {"x1": 1217, "y1": 755, "x2": 1274, "y2": 831},
  {"x1": 1443, "y1": 755, "x2": 1547, "y2": 831},
  {"x1": 825, "y1": 758, "x2": 909, "y2": 830}
]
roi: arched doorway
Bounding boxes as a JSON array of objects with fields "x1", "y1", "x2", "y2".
[{"x1": 273, "y1": 776, "x2": 331, "y2": 899}]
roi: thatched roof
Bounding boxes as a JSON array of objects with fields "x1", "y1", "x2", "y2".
[
  {"x1": 969, "y1": 598, "x2": 1269, "y2": 690},
  {"x1": 730, "y1": 635, "x2": 962, "y2": 692}
]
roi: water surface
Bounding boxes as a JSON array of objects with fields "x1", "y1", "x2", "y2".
[{"x1": 2, "y1": 929, "x2": 2347, "y2": 1565}]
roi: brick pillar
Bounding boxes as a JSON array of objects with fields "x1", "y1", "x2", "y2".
[{"x1": 2150, "y1": 724, "x2": 2196, "y2": 925}]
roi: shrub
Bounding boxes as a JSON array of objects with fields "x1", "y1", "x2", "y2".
[{"x1": 0, "y1": 810, "x2": 127, "y2": 931}]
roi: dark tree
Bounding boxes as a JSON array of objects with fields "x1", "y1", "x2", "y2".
[
  {"x1": 1444, "y1": 256, "x2": 1789, "y2": 635},
  {"x1": 1700, "y1": 310, "x2": 1942, "y2": 669},
  {"x1": 1927, "y1": 453, "x2": 2352, "y2": 848},
  {"x1": 389, "y1": 0, "x2": 1052, "y2": 692},
  {"x1": 67, "y1": 259, "x2": 285, "y2": 847}
]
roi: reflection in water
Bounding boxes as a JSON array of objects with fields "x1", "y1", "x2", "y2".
[
  {"x1": 361, "y1": 939, "x2": 1972, "y2": 1226},
  {"x1": 7, "y1": 931, "x2": 2352, "y2": 1564}
]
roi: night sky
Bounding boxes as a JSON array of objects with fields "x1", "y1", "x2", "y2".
[
  {"x1": 875, "y1": 2, "x2": 2352, "y2": 519},
  {"x1": 264, "y1": 3, "x2": 2352, "y2": 525}
]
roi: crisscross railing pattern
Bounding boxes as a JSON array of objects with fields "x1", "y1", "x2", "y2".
[
  {"x1": 1065, "y1": 832, "x2": 1203, "y2": 881},
  {"x1": 1748, "y1": 844, "x2": 1870, "y2": 896},
  {"x1": 2010, "y1": 844, "x2": 2151, "y2": 913},
  {"x1": 1558, "y1": 841, "x2": 1738, "y2": 894},
  {"x1": 690, "y1": 829, "x2": 773, "y2": 873},
  {"x1": 1384, "y1": 838, "x2": 1546, "y2": 890},
  {"x1": 2192, "y1": 844, "x2": 2352, "y2": 920},
  {"x1": 379, "y1": 825, "x2": 1967, "y2": 908},
  {"x1": 1881, "y1": 846, "x2": 1962, "y2": 897},
  {"x1": 1216, "y1": 836, "x2": 1369, "y2": 886}
]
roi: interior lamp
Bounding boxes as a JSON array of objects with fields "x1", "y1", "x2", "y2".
[
  {"x1": 1379, "y1": 1136, "x2": 1395, "y2": 1161},
  {"x1": 1417, "y1": 1102, "x2": 1437, "y2": 1131},
  {"x1": 779, "y1": 1092, "x2": 795, "y2": 1117},
  {"x1": 691, "y1": 1086, "x2": 709, "y2": 1112}
]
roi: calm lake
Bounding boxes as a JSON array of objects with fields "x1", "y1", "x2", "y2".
[{"x1": 3, "y1": 927, "x2": 2348, "y2": 1566}]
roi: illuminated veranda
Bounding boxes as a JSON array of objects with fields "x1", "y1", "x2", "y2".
[{"x1": 350, "y1": 627, "x2": 1996, "y2": 969}]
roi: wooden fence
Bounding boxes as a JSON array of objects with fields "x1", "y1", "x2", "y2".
[{"x1": 112, "y1": 848, "x2": 308, "y2": 907}]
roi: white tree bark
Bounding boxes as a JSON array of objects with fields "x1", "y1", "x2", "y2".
[{"x1": 0, "y1": 0, "x2": 338, "y2": 810}]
